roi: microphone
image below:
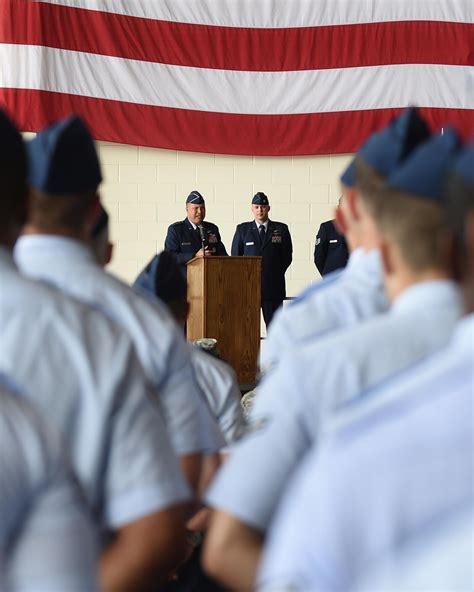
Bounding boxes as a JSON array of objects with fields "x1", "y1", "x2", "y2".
[{"x1": 198, "y1": 224, "x2": 209, "y2": 250}]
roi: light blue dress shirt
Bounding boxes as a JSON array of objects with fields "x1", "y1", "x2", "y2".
[
  {"x1": 354, "y1": 506, "x2": 473, "y2": 592},
  {"x1": 206, "y1": 280, "x2": 463, "y2": 531},
  {"x1": 0, "y1": 384, "x2": 97, "y2": 591},
  {"x1": 0, "y1": 248, "x2": 190, "y2": 534},
  {"x1": 257, "y1": 314, "x2": 474, "y2": 592},
  {"x1": 191, "y1": 348, "x2": 245, "y2": 446},
  {"x1": 261, "y1": 248, "x2": 389, "y2": 373},
  {"x1": 15, "y1": 235, "x2": 224, "y2": 454}
]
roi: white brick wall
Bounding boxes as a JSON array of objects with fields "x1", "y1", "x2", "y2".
[
  {"x1": 23, "y1": 133, "x2": 352, "y2": 296},
  {"x1": 99, "y1": 143, "x2": 353, "y2": 294}
]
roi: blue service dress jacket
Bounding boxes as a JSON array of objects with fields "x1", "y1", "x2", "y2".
[
  {"x1": 314, "y1": 220, "x2": 349, "y2": 276},
  {"x1": 231, "y1": 220, "x2": 292, "y2": 301},
  {"x1": 165, "y1": 219, "x2": 228, "y2": 265}
]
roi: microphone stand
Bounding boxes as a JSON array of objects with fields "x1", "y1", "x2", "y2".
[{"x1": 198, "y1": 224, "x2": 209, "y2": 253}]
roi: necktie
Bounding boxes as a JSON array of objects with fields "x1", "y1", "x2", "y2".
[{"x1": 259, "y1": 224, "x2": 266, "y2": 246}]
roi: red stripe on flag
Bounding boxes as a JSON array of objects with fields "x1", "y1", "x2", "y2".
[
  {"x1": 2, "y1": 89, "x2": 473, "y2": 156},
  {"x1": 1, "y1": 1, "x2": 473, "y2": 70}
]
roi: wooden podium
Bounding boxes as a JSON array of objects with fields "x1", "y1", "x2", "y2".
[{"x1": 186, "y1": 256, "x2": 261, "y2": 385}]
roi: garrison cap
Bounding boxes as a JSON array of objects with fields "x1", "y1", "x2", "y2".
[
  {"x1": 134, "y1": 251, "x2": 187, "y2": 305},
  {"x1": 341, "y1": 107, "x2": 431, "y2": 187},
  {"x1": 186, "y1": 190, "x2": 205, "y2": 204},
  {"x1": 27, "y1": 115, "x2": 102, "y2": 195},
  {"x1": 387, "y1": 128, "x2": 461, "y2": 201},
  {"x1": 91, "y1": 205, "x2": 109, "y2": 238},
  {"x1": 451, "y1": 141, "x2": 474, "y2": 188},
  {"x1": 252, "y1": 192, "x2": 269, "y2": 206}
]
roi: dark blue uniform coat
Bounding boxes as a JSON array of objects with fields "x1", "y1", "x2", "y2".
[
  {"x1": 165, "y1": 219, "x2": 227, "y2": 266},
  {"x1": 231, "y1": 220, "x2": 292, "y2": 302},
  {"x1": 314, "y1": 220, "x2": 349, "y2": 276}
]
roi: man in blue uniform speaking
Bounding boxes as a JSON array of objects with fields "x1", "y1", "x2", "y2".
[
  {"x1": 165, "y1": 191, "x2": 227, "y2": 266},
  {"x1": 231, "y1": 192, "x2": 292, "y2": 327}
]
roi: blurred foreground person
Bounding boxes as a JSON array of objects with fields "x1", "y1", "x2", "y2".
[
  {"x1": 134, "y1": 250, "x2": 245, "y2": 448},
  {"x1": 0, "y1": 382, "x2": 97, "y2": 592},
  {"x1": 257, "y1": 142, "x2": 474, "y2": 591},
  {"x1": 15, "y1": 116, "x2": 225, "y2": 490},
  {"x1": 203, "y1": 127, "x2": 464, "y2": 589},
  {"x1": 134, "y1": 252, "x2": 241, "y2": 591},
  {"x1": 0, "y1": 109, "x2": 190, "y2": 591},
  {"x1": 261, "y1": 107, "x2": 430, "y2": 374}
]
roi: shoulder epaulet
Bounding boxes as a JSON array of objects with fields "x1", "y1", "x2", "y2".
[{"x1": 171, "y1": 221, "x2": 184, "y2": 227}]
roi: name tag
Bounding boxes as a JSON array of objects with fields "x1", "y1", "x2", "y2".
[
  {"x1": 246, "y1": 241, "x2": 254, "y2": 246},
  {"x1": 181, "y1": 242, "x2": 191, "y2": 246},
  {"x1": 329, "y1": 239, "x2": 338, "y2": 243}
]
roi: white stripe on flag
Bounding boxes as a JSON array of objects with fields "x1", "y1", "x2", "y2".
[
  {"x1": 36, "y1": 0, "x2": 473, "y2": 28},
  {"x1": 2, "y1": 45, "x2": 472, "y2": 115}
]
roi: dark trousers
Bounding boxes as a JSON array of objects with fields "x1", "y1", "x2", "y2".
[{"x1": 262, "y1": 300, "x2": 283, "y2": 328}]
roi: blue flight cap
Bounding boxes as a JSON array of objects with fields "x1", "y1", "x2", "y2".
[
  {"x1": 341, "y1": 107, "x2": 431, "y2": 187},
  {"x1": 387, "y1": 128, "x2": 461, "y2": 201},
  {"x1": 133, "y1": 251, "x2": 187, "y2": 305},
  {"x1": 451, "y1": 141, "x2": 474, "y2": 188},
  {"x1": 91, "y1": 205, "x2": 109, "y2": 238},
  {"x1": 27, "y1": 115, "x2": 102, "y2": 195},
  {"x1": 252, "y1": 192, "x2": 269, "y2": 205},
  {"x1": 186, "y1": 190, "x2": 205, "y2": 204}
]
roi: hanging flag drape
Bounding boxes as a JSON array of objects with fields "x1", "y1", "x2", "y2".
[{"x1": 0, "y1": 0, "x2": 473, "y2": 155}]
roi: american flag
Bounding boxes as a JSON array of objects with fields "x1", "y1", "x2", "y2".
[{"x1": 1, "y1": 0, "x2": 473, "y2": 155}]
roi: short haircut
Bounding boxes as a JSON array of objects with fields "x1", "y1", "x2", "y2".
[
  {"x1": 28, "y1": 189, "x2": 96, "y2": 234},
  {"x1": 354, "y1": 155, "x2": 386, "y2": 217},
  {"x1": 355, "y1": 154, "x2": 448, "y2": 272},
  {"x1": 376, "y1": 185, "x2": 447, "y2": 272}
]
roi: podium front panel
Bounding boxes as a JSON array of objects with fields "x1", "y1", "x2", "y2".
[{"x1": 187, "y1": 256, "x2": 261, "y2": 385}]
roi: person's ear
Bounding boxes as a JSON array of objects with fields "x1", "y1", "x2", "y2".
[
  {"x1": 105, "y1": 242, "x2": 114, "y2": 265},
  {"x1": 86, "y1": 193, "x2": 101, "y2": 226},
  {"x1": 346, "y1": 188, "x2": 361, "y2": 220},
  {"x1": 334, "y1": 205, "x2": 347, "y2": 235}
]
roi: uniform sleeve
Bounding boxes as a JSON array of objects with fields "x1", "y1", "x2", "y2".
[
  {"x1": 231, "y1": 226, "x2": 244, "y2": 256},
  {"x1": 0, "y1": 392, "x2": 99, "y2": 592},
  {"x1": 151, "y1": 321, "x2": 226, "y2": 455},
  {"x1": 314, "y1": 223, "x2": 328, "y2": 275},
  {"x1": 103, "y1": 345, "x2": 192, "y2": 529},
  {"x1": 165, "y1": 224, "x2": 196, "y2": 265},
  {"x1": 257, "y1": 445, "x2": 344, "y2": 592},
  {"x1": 192, "y1": 351, "x2": 245, "y2": 445},
  {"x1": 282, "y1": 224, "x2": 293, "y2": 271},
  {"x1": 205, "y1": 359, "x2": 311, "y2": 531}
]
